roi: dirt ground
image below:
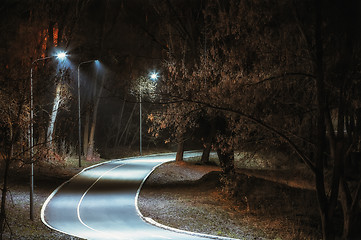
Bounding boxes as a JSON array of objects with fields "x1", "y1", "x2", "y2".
[
  {"x1": 138, "y1": 161, "x2": 322, "y2": 240},
  {"x1": 0, "y1": 158, "x2": 86, "y2": 240},
  {"x1": 1, "y1": 176, "x2": 82, "y2": 240},
  {"x1": 1, "y1": 153, "x2": 321, "y2": 240}
]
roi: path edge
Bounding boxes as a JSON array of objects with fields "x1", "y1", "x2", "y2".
[{"x1": 134, "y1": 155, "x2": 240, "y2": 240}]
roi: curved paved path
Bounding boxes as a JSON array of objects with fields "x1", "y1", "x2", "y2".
[{"x1": 41, "y1": 152, "x2": 224, "y2": 240}]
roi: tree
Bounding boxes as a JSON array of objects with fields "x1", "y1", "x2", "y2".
[
  {"x1": 0, "y1": 1, "x2": 77, "y2": 234},
  {"x1": 150, "y1": 0, "x2": 361, "y2": 239},
  {"x1": 0, "y1": 90, "x2": 28, "y2": 239},
  {"x1": 86, "y1": 73, "x2": 106, "y2": 161},
  {"x1": 72, "y1": 0, "x2": 163, "y2": 157},
  {"x1": 0, "y1": 1, "x2": 39, "y2": 234},
  {"x1": 311, "y1": 1, "x2": 361, "y2": 238}
]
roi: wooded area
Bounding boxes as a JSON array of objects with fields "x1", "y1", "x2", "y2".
[{"x1": 1, "y1": 0, "x2": 361, "y2": 239}]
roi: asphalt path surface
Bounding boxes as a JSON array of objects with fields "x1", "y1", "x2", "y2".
[{"x1": 41, "y1": 152, "x2": 221, "y2": 240}]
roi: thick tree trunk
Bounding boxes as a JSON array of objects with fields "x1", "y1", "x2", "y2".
[
  {"x1": 201, "y1": 119, "x2": 215, "y2": 164},
  {"x1": 340, "y1": 178, "x2": 352, "y2": 240},
  {"x1": 0, "y1": 158, "x2": 10, "y2": 239},
  {"x1": 315, "y1": 164, "x2": 335, "y2": 239},
  {"x1": 319, "y1": 208, "x2": 334, "y2": 240},
  {"x1": 217, "y1": 148, "x2": 235, "y2": 175},
  {"x1": 176, "y1": 140, "x2": 184, "y2": 162},
  {"x1": 201, "y1": 143, "x2": 211, "y2": 164},
  {"x1": 175, "y1": 130, "x2": 185, "y2": 162},
  {"x1": 339, "y1": 176, "x2": 361, "y2": 239},
  {"x1": 217, "y1": 147, "x2": 236, "y2": 197}
]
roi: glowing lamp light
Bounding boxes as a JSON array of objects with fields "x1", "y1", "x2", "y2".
[
  {"x1": 56, "y1": 51, "x2": 67, "y2": 60},
  {"x1": 149, "y1": 72, "x2": 158, "y2": 80}
]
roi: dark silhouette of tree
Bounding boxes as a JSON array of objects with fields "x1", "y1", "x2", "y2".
[
  {"x1": 0, "y1": 0, "x2": 77, "y2": 235},
  {"x1": 150, "y1": 0, "x2": 361, "y2": 239}
]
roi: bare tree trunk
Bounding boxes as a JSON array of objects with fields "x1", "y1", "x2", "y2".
[
  {"x1": 314, "y1": 1, "x2": 336, "y2": 238},
  {"x1": 0, "y1": 157, "x2": 10, "y2": 239},
  {"x1": 83, "y1": 108, "x2": 90, "y2": 156},
  {"x1": 340, "y1": 177, "x2": 352, "y2": 240},
  {"x1": 128, "y1": 127, "x2": 139, "y2": 149},
  {"x1": 86, "y1": 74, "x2": 106, "y2": 161},
  {"x1": 114, "y1": 97, "x2": 126, "y2": 147},
  {"x1": 0, "y1": 124, "x2": 13, "y2": 239},
  {"x1": 47, "y1": 84, "x2": 62, "y2": 149},
  {"x1": 118, "y1": 103, "x2": 137, "y2": 146},
  {"x1": 339, "y1": 174, "x2": 361, "y2": 239}
]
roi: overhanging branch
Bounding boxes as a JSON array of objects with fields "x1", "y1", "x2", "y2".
[{"x1": 173, "y1": 96, "x2": 316, "y2": 174}]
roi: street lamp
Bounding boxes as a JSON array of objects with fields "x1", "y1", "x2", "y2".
[
  {"x1": 150, "y1": 71, "x2": 158, "y2": 80},
  {"x1": 77, "y1": 60, "x2": 98, "y2": 167},
  {"x1": 29, "y1": 51, "x2": 67, "y2": 220},
  {"x1": 139, "y1": 71, "x2": 159, "y2": 155}
]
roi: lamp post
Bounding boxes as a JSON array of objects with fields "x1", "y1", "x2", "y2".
[
  {"x1": 29, "y1": 51, "x2": 67, "y2": 220},
  {"x1": 77, "y1": 60, "x2": 98, "y2": 167},
  {"x1": 139, "y1": 91, "x2": 142, "y2": 156},
  {"x1": 139, "y1": 72, "x2": 159, "y2": 155}
]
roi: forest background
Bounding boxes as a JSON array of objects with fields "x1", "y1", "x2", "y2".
[{"x1": 1, "y1": 1, "x2": 361, "y2": 239}]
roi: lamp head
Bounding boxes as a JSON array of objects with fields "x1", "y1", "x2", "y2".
[
  {"x1": 149, "y1": 71, "x2": 158, "y2": 81},
  {"x1": 56, "y1": 51, "x2": 67, "y2": 60}
]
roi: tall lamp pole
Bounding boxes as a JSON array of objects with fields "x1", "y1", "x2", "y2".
[
  {"x1": 139, "y1": 92, "x2": 142, "y2": 155},
  {"x1": 77, "y1": 60, "x2": 98, "y2": 167},
  {"x1": 29, "y1": 51, "x2": 67, "y2": 220}
]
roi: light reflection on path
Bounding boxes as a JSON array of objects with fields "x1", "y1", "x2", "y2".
[{"x1": 41, "y1": 152, "x2": 235, "y2": 240}]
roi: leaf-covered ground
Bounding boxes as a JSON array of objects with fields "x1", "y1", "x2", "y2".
[
  {"x1": 1, "y1": 152, "x2": 321, "y2": 240},
  {"x1": 2, "y1": 177, "x2": 82, "y2": 240},
  {"x1": 138, "y1": 160, "x2": 321, "y2": 240}
]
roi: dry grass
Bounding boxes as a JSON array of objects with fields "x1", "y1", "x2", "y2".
[
  {"x1": 2, "y1": 177, "x2": 82, "y2": 240},
  {"x1": 0, "y1": 156, "x2": 106, "y2": 240},
  {"x1": 1, "y1": 150, "x2": 322, "y2": 240},
  {"x1": 138, "y1": 160, "x2": 322, "y2": 240}
]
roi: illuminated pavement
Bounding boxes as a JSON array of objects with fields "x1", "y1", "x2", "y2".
[{"x1": 41, "y1": 152, "x2": 225, "y2": 240}]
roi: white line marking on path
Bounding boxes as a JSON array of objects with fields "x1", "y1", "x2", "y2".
[{"x1": 76, "y1": 163, "x2": 130, "y2": 240}]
